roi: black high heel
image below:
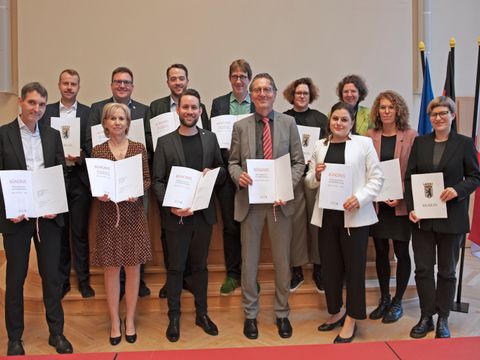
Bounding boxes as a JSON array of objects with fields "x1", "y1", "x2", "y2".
[
  {"x1": 109, "y1": 319, "x2": 122, "y2": 346},
  {"x1": 124, "y1": 318, "x2": 137, "y2": 343}
]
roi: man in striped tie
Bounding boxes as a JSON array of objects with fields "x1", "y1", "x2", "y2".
[{"x1": 228, "y1": 73, "x2": 305, "y2": 340}]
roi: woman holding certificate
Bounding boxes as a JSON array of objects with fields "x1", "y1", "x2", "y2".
[
  {"x1": 283, "y1": 77, "x2": 328, "y2": 292},
  {"x1": 91, "y1": 103, "x2": 152, "y2": 345},
  {"x1": 405, "y1": 96, "x2": 480, "y2": 339},
  {"x1": 306, "y1": 102, "x2": 383, "y2": 343},
  {"x1": 366, "y1": 91, "x2": 417, "y2": 323}
]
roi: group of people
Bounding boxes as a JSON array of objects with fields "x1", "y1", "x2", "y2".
[{"x1": 0, "y1": 58, "x2": 479, "y2": 356}]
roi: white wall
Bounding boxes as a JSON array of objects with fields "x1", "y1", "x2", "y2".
[{"x1": 16, "y1": 0, "x2": 412, "y2": 116}]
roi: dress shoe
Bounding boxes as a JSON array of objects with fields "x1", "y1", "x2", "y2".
[
  {"x1": 435, "y1": 316, "x2": 451, "y2": 338},
  {"x1": 410, "y1": 316, "x2": 434, "y2": 339},
  {"x1": 276, "y1": 317, "x2": 293, "y2": 338},
  {"x1": 159, "y1": 283, "x2": 167, "y2": 298},
  {"x1": 318, "y1": 313, "x2": 346, "y2": 331},
  {"x1": 312, "y1": 264, "x2": 325, "y2": 293},
  {"x1": 334, "y1": 324, "x2": 357, "y2": 344},
  {"x1": 48, "y1": 334, "x2": 73, "y2": 354},
  {"x1": 79, "y1": 281, "x2": 95, "y2": 298},
  {"x1": 138, "y1": 280, "x2": 151, "y2": 297},
  {"x1": 124, "y1": 318, "x2": 137, "y2": 343},
  {"x1": 290, "y1": 266, "x2": 304, "y2": 292},
  {"x1": 109, "y1": 320, "x2": 122, "y2": 346},
  {"x1": 166, "y1": 317, "x2": 180, "y2": 342},
  {"x1": 243, "y1": 318, "x2": 258, "y2": 339},
  {"x1": 61, "y1": 282, "x2": 71, "y2": 299},
  {"x1": 195, "y1": 314, "x2": 219, "y2": 336},
  {"x1": 369, "y1": 295, "x2": 391, "y2": 320},
  {"x1": 7, "y1": 340, "x2": 25, "y2": 356},
  {"x1": 382, "y1": 298, "x2": 403, "y2": 323}
]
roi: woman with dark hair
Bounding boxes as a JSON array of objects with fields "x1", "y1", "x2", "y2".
[
  {"x1": 283, "y1": 77, "x2": 328, "y2": 293},
  {"x1": 405, "y1": 96, "x2": 480, "y2": 339},
  {"x1": 336, "y1": 74, "x2": 371, "y2": 135},
  {"x1": 92, "y1": 103, "x2": 152, "y2": 346},
  {"x1": 367, "y1": 90, "x2": 417, "y2": 323},
  {"x1": 306, "y1": 102, "x2": 383, "y2": 343}
]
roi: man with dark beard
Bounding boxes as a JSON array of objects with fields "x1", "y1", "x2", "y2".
[{"x1": 152, "y1": 89, "x2": 225, "y2": 342}]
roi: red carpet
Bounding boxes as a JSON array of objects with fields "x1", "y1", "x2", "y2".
[{"x1": 1, "y1": 337, "x2": 479, "y2": 359}]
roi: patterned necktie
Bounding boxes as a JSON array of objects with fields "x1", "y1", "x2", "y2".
[{"x1": 262, "y1": 117, "x2": 273, "y2": 159}]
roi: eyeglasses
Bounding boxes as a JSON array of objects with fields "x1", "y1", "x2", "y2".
[
  {"x1": 252, "y1": 87, "x2": 274, "y2": 95},
  {"x1": 294, "y1": 91, "x2": 310, "y2": 97},
  {"x1": 429, "y1": 110, "x2": 450, "y2": 119},
  {"x1": 231, "y1": 75, "x2": 248, "y2": 81},
  {"x1": 112, "y1": 79, "x2": 133, "y2": 86}
]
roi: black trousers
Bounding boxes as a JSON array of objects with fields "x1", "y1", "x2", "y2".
[
  {"x1": 59, "y1": 170, "x2": 91, "y2": 285},
  {"x1": 3, "y1": 218, "x2": 64, "y2": 340},
  {"x1": 318, "y1": 210, "x2": 369, "y2": 319},
  {"x1": 412, "y1": 227, "x2": 461, "y2": 317},
  {"x1": 165, "y1": 213, "x2": 212, "y2": 318},
  {"x1": 215, "y1": 173, "x2": 241, "y2": 280}
]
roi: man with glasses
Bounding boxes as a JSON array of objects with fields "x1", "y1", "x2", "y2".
[
  {"x1": 146, "y1": 63, "x2": 209, "y2": 298},
  {"x1": 210, "y1": 59, "x2": 255, "y2": 296},
  {"x1": 228, "y1": 73, "x2": 304, "y2": 340},
  {"x1": 85, "y1": 66, "x2": 151, "y2": 298}
]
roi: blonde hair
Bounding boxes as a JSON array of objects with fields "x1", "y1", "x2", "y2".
[{"x1": 101, "y1": 102, "x2": 131, "y2": 137}]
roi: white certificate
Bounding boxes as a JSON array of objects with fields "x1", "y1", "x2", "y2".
[
  {"x1": 375, "y1": 158, "x2": 403, "y2": 202},
  {"x1": 150, "y1": 112, "x2": 180, "y2": 151},
  {"x1": 127, "y1": 118, "x2": 146, "y2": 146},
  {"x1": 50, "y1": 117, "x2": 81, "y2": 157},
  {"x1": 91, "y1": 124, "x2": 109, "y2": 148},
  {"x1": 246, "y1": 153, "x2": 294, "y2": 204},
  {"x1": 162, "y1": 166, "x2": 220, "y2": 211},
  {"x1": 211, "y1": 113, "x2": 252, "y2": 149},
  {"x1": 0, "y1": 165, "x2": 68, "y2": 218},
  {"x1": 86, "y1": 154, "x2": 143, "y2": 203},
  {"x1": 297, "y1": 125, "x2": 321, "y2": 162},
  {"x1": 318, "y1": 163, "x2": 353, "y2": 211},
  {"x1": 411, "y1": 172, "x2": 447, "y2": 219}
]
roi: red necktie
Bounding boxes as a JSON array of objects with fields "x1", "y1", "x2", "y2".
[{"x1": 262, "y1": 117, "x2": 273, "y2": 159}]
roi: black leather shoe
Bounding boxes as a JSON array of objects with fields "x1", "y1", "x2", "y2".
[
  {"x1": 7, "y1": 340, "x2": 25, "y2": 356},
  {"x1": 243, "y1": 318, "x2": 258, "y2": 339},
  {"x1": 61, "y1": 282, "x2": 71, "y2": 299},
  {"x1": 159, "y1": 284, "x2": 167, "y2": 298},
  {"x1": 312, "y1": 264, "x2": 325, "y2": 293},
  {"x1": 166, "y1": 317, "x2": 180, "y2": 342},
  {"x1": 79, "y1": 281, "x2": 95, "y2": 298},
  {"x1": 435, "y1": 316, "x2": 451, "y2": 338},
  {"x1": 318, "y1": 313, "x2": 346, "y2": 331},
  {"x1": 334, "y1": 324, "x2": 357, "y2": 344},
  {"x1": 276, "y1": 317, "x2": 292, "y2": 338},
  {"x1": 195, "y1": 314, "x2": 219, "y2": 336},
  {"x1": 48, "y1": 334, "x2": 73, "y2": 354},
  {"x1": 369, "y1": 295, "x2": 391, "y2": 320},
  {"x1": 410, "y1": 316, "x2": 434, "y2": 339},
  {"x1": 109, "y1": 319, "x2": 122, "y2": 346},
  {"x1": 382, "y1": 298, "x2": 403, "y2": 323},
  {"x1": 138, "y1": 280, "x2": 151, "y2": 297},
  {"x1": 124, "y1": 318, "x2": 137, "y2": 343}
]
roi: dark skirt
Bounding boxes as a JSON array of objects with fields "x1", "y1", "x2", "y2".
[{"x1": 369, "y1": 203, "x2": 411, "y2": 241}]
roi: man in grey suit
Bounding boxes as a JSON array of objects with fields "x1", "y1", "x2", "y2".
[
  {"x1": 152, "y1": 89, "x2": 226, "y2": 342},
  {"x1": 85, "y1": 66, "x2": 151, "y2": 297},
  {"x1": 146, "y1": 63, "x2": 209, "y2": 298},
  {"x1": 210, "y1": 59, "x2": 255, "y2": 296},
  {"x1": 40, "y1": 69, "x2": 94, "y2": 299},
  {"x1": 229, "y1": 73, "x2": 305, "y2": 339}
]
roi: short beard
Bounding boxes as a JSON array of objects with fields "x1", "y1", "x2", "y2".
[{"x1": 179, "y1": 117, "x2": 198, "y2": 128}]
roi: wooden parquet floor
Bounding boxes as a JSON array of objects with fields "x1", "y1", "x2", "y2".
[{"x1": 0, "y1": 252, "x2": 479, "y2": 356}]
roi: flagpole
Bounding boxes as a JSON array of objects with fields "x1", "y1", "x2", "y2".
[
  {"x1": 419, "y1": 41, "x2": 426, "y2": 77},
  {"x1": 451, "y1": 37, "x2": 479, "y2": 314}
]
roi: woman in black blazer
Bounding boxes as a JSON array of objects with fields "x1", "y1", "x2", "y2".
[{"x1": 405, "y1": 96, "x2": 480, "y2": 339}]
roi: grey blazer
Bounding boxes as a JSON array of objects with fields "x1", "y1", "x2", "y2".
[
  {"x1": 152, "y1": 128, "x2": 226, "y2": 231},
  {"x1": 228, "y1": 111, "x2": 305, "y2": 221}
]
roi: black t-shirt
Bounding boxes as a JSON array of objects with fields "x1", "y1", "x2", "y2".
[{"x1": 180, "y1": 132, "x2": 203, "y2": 171}]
